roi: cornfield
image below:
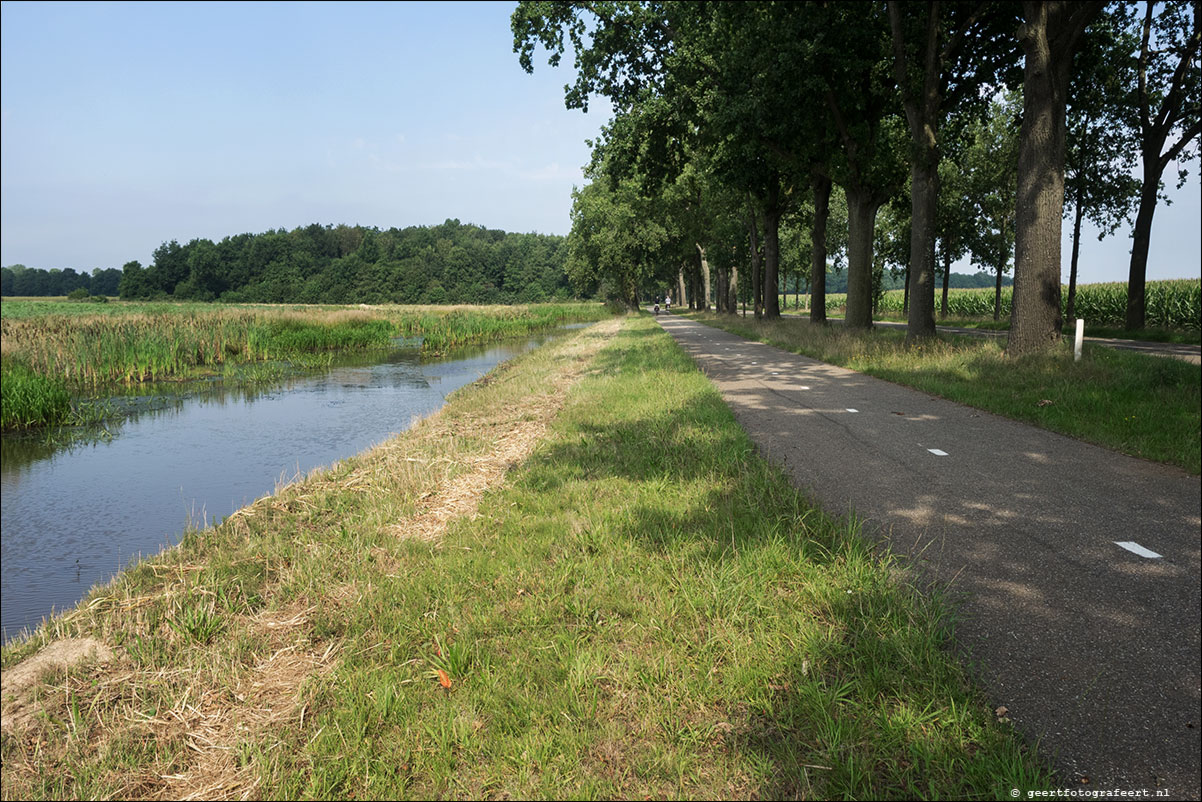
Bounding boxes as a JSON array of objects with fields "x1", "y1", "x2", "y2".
[{"x1": 864, "y1": 280, "x2": 1200, "y2": 329}]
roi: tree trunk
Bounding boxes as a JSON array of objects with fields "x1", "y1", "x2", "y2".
[
  {"x1": 696, "y1": 243, "x2": 711, "y2": 311},
  {"x1": 994, "y1": 258, "x2": 1004, "y2": 321},
  {"x1": 810, "y1": 173, "x2": 831, "y2": 325},
  {"x1": 1066, "y1": 183, "x2": 1084, "y2": 323},
  {"x1": 906, "y1": 156, "x2": 939, "y2": 338},
  {"x1": 844, "y1": 185, "x2": 880, "y2": 330},
  {"x1": 1125, "y1": 169, "x2": 1160, "y2": 330},
  {"x1": 728, "y1": 262, "x2": 739, "y2": 314},
  {"x1": 763, "y1": 205, "x2": 782, "y2": 319},
  {"x1": 1008, "y1": 0, "x2": 1100, "y2": 356},
  {"x1": 940, "y1": 247, "x2": 951, "y2": 318},
  {"x1": 677, "y1": 267, "x2": 688, "y2": 311},
  {"x1": 902, "y1": 264, "x2": 910, "y2": 315},
  {"x1": 747, "y1": 211, "x2": 763, "y2": 319}
]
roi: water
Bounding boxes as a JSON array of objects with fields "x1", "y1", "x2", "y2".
[{"x1": 1, "y1": 333, "x2": 567, "y2": 641}]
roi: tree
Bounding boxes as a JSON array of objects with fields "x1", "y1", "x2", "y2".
[
  {"x1": 1064, "y1": 7, "x2": 1142, "y2": 323},
  {"x1": 819, "y1": 2, "x2": 908, "y2": 330},
  {"x1": 1007, "y1": 0, "x2": 1104, "y2": 357},
  {"x1": 1125, "y1": 0, "x2": 1201, "y2": 329},
  {"x1": 118, "y1": 260, "x2": 153, "y2": 299},
  {"x1": 887, "y1": 1, "x2": 1019, "y2": 339},
  {"x1": 965, "y1": 93, "x2": 1021, "y2": 320}
]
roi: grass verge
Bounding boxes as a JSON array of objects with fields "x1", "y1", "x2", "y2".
[
  {"x1": 0, "y1": 315, "x2": 1048, "y2": 799},
  {"x1": 681, "y1": 311, "x2": 1201, "y2": 475}
]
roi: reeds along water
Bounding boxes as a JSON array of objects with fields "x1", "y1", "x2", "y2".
[{"x1": 0, "y1": 303, "x2": 613, "y2": 428}]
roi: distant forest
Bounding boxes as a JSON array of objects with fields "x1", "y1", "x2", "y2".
[
  {"x1": 2, "y1": 220, "x2": 574, "y2": 305},
  {"x1": 2, "y1": 217, "x2": 1010, "y2": 302}
]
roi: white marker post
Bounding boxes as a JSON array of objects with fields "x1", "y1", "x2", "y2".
[{"x1": 1074, "y1": 318, "x2": 1084, "y2": 362}]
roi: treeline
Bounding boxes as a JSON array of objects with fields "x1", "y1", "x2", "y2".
[
  {"x1": 3, "y1": 220, "x2": 575, "y2": 305},
  {"x1": 1, "y1": 265, "x2": 122, "y2": 298},
  {"x1": 516, "y1": 2, "x2": 1200, "y2": 344}
]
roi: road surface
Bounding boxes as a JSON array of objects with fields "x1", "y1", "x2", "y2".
[{"x1": 657, "y1": 312, "x2": 1202, "y2": 799}]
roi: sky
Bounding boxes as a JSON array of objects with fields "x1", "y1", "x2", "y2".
[{"x1": 1, "y1": 0, "x2": 1199, "y2": 286}]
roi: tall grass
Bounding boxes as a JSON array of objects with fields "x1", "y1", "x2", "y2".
[
  {"x1": 0, "y1": 362, "x2": 70, "y2": 431},
  {"x1": 0, "y1": 301, "x2": 614, "y2": 430}
]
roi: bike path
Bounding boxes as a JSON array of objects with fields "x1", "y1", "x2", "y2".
[{"x1": 656, "y1": 313, "x2": 1201, "y2": 798}]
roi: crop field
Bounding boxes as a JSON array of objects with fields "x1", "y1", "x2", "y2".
[
  {"x1": 779, "y1": 279, "x2": 1201, "y2": 330},
  {"x1": 0, "y1": 301, "x2": 612, "y2": 430}
]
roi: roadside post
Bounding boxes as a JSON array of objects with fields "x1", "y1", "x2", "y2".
[{"x1": 1074, "y1": 319, "x2": 1084, "y2": 362}]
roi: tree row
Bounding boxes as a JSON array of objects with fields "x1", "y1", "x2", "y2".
[{"x1": 513, "y1": 1, "x2": 1200, "y2": 353}]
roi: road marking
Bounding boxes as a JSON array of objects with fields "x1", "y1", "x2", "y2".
[
  {"x1": 1114, "y1": 541, "x2": 1162, "y2": 559},
  {"x1": 846, "y1": 408, "x2": 858, "y2": 413},
  {"x1": 799, "y1": 386, "x2": 810, "y2": 390},
  {"x1": 928, "y1": 449, "x2": 949, "y2": 456}
]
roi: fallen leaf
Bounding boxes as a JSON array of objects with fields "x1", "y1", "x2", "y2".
[
  {"x1": 995, "y1": 705, "x2": 1008, "y2": 718},
  {"x1": 437, "y1": 669, "x2": 452, "y2": 689},
  {"x1": 1037, "y1": 399, "x2": 1054, "y2": 407}
]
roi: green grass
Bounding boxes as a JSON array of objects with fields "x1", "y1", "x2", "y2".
[
  {"x1": 0, "y1": 361, "x2": 71, "y2": 430},
  {"x1": 1, "y1": 316, "x2": 1049, "y2": 800},
  {"x1": 684, "y1": 311, "x2": 1201, "y2": 474}
]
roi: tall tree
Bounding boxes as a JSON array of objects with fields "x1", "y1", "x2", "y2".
[
  {"x1": 888, "y1": 1, "x2": 1018, "y2": 339},
  {"x1": 1125, "y1": 0, "x2": 1201, "y2": 329},
  {"x1": 964, "y1": 94, "x2": 1021, "y2": 321},
  {"x1": 1007, "y1": 0, "x2": 1104, "y2": 357},
  {"x1": 819, "y1": 2, "x2": 908, "y2": 330},
  {"x1": 1064, "y1": 7, "x2": 1143, "y2": 322}
]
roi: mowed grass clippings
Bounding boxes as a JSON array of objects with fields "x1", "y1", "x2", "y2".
[
  {"x1": 0, "y1": 315, "x2": 1048, "y2": 800},
  {"x1": 684, "y1": 311, "x2": 1201, "y2": 475}
]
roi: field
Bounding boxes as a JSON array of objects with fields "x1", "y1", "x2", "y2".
[
  {"x1": 777, "y1": 279, "x2": 1202, "y2": 334},
  {"x1": 0, "y1": 301, "x2": 613, "y2": 430}
]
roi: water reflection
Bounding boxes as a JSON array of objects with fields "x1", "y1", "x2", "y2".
[{"x1": 1, "y1": 332, "x2": 567, "y2": 641}]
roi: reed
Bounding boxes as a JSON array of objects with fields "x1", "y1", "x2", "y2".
[
  {"x1": 0, "y1": 301, "x2": 614, "y2": 430},
  {"x1": 0, "y1": 361, "x2": 71, "y2": 431}
]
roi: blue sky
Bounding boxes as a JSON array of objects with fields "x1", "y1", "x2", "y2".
[{"x1": 2, "y1": 0, "x2": 1198, "y2": 286}]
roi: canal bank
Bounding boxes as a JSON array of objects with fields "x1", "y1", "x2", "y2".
[{"x1": 1, "y1": 326, "x2": 586, "y2": 641}]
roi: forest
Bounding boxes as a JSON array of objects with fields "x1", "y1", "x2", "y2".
[
  {"x1": 513, "y1": 1, "x2": 1200, "y2": 349},
  {"x1": 2, "y1": 220, "x2": 574, "y2": 305}
]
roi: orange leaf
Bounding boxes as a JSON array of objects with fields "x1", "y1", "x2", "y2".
[{"x1": 437, "y1": 669, "x2": 452, "y2": 689}]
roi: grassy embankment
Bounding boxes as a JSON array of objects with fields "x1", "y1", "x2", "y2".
[
  {"x1": 681, "y1": 310, "x2": 1201, "y2": 474},
  {"x1": 775, "y1": 278, "x2": 1202, "y2": 344},
  {"x1": 0, "y1": 301, "x2": 611, "y2": 430},
  {"x1": 0, "y1": 315, "x2": 1049, "y2": 799}
]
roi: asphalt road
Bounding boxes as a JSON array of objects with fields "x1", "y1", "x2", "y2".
[{"x1": 656, "y1": 313, "x2": 1202, "y2": 799}]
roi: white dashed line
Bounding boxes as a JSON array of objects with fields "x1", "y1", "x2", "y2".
[
  {"x1": 928, "y1": 449, "x2": 949, "y2": 456},
  {"x1": 1114, "y1": 541, "x2": 1162, "y2": 559},
  {"x1": 846, "y1": 408, "x2": 858, "y2": 413}
]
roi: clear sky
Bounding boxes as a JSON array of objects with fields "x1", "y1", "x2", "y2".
[{"x1": 2, "y1": 0, "x2": 1199, "y2": 286}]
